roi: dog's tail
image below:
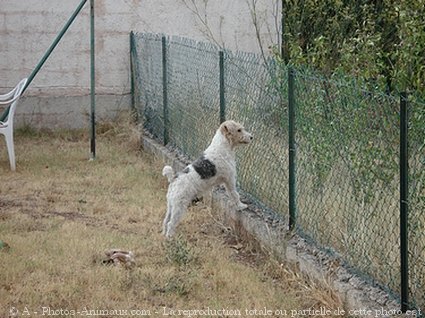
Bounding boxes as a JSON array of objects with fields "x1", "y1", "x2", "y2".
[{"x1": 162, "y1": 165, "x2": 175, "y2": 183}]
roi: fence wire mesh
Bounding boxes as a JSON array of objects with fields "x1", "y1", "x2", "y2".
[
  {"x1": 131, "y1": 32, "x2": 425, "y2": 310},
  {"x1": 295, "y1": 71, "x2": 401, "y2": 294},
  {"x1": 224, "y1": 52, "x2": 289, "y2": 219},
  {"x1": 135, "y1": 33, "x2": 164, "y2": 143},
  {"x1": 166, "y1": 36, "x2": 220, "y2": 159}
]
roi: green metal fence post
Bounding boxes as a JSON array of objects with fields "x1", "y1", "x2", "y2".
[
  {"x1": 288, "y1": 67, "x2": 297, "y2": 231},
  {"x1": 162, "y1": 36, "x2": 169, "y2": 145},
  {"x1": 89, "y1": 0, "x2": 96, "y2": 160},
  {"x1": 129, "y1": 31, "x2": 136, "y2": 119},
  {"x1": 281, "y1": 0, "x2": 289, "y2": 64},
  {"x1": 400, "y1": 91, "x2": 409, "y2": 312},
  {"x1": 219, "y1": 50, "x2": 226, "y2": 123},
  {"x1": 130, "y1": 32, "x2": 135, "y2": 108}
]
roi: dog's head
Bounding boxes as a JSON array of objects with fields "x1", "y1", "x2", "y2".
[{"x1": 220, "y1": 120, "x2": 253, "y2": 147}]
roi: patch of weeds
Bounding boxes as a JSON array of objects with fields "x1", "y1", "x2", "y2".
[
  {"x1": 119, "y1": 268, "x2": 144, "y2": 292},
  {"x1": 164, "y1": 272, "x2": 194, "y2": 297},
  {"x1": 165, "y1": 237, "x2": 197, "y2": 267},
  {"x1": 143, "y1": 270, "x2": 195, "y2": 298},
  {"x1": 15, "y1": 123, "x2": 42, "y2": 138}
]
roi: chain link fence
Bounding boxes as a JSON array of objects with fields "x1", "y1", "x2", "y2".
[
  {"x1": 224, "y1": 52, "x2": 288, "y2": 219},
  {"x1": 131, "y1": 32, "x2": 424, "y2": 311},
  {"x1": 295, "y1": 71, "x2": 401, "y2": 295}
]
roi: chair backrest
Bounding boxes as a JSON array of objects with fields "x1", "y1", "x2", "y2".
[{"x1": 0, "y1": 78, "x2": 28, "y2": 125}]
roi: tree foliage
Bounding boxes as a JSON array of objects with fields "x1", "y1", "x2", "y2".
[{"x1": 281, "y1": 0, "x2": 425, "y2": 95}]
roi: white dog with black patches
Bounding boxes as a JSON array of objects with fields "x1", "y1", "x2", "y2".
[{"x1": 162, "y1": 120, "x2": 253, "y2": 238}]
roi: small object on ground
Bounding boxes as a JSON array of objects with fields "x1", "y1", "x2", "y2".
[
  {"x1": 103, "y1": 249, "x2": 135, "y2": 268},
  {"x1": 230, "y1": 243, "x2": 244, "y2": 251}
]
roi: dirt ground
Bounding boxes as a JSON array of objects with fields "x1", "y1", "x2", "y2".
[{"x1": 0, "y1": 119, "x2": 342, "y2": 317}]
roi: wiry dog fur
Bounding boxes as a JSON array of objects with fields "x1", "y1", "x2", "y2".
[{"x1": 162, "y1": 120, "x2": 253, "y2": 238}]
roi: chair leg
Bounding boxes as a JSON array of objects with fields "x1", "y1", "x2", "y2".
[{"x1": 5, "y1": 130, "x2": 16, "y2": 171}]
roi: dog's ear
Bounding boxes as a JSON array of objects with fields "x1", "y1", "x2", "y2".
[
  {"x1": 220, "y1": 122, "x2": 230, "y2": 136},
  {"x1": 220, "y1": 122, "x2": 234, "y2": 146}
]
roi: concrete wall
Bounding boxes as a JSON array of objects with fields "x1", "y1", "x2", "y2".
[{"x1": 0, "y1": 0, "x2": 280, "y2": 128}]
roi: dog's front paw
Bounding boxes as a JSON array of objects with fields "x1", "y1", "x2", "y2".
[{"x1": 237, "y1": 202, "x2": 248, "y2": 210}]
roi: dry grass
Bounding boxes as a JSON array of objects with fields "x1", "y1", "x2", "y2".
[{"x1": 0, "y1": 113, "x2": 343, "y2": 317}]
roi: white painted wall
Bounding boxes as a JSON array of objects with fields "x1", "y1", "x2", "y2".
[{"x1": 0, "y1": 0, "x2": 280, "y2": 127}]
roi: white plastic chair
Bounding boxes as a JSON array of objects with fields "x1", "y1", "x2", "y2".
[{"x1": 0, "y1": 78, "x2": 28, "y2": 171}]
